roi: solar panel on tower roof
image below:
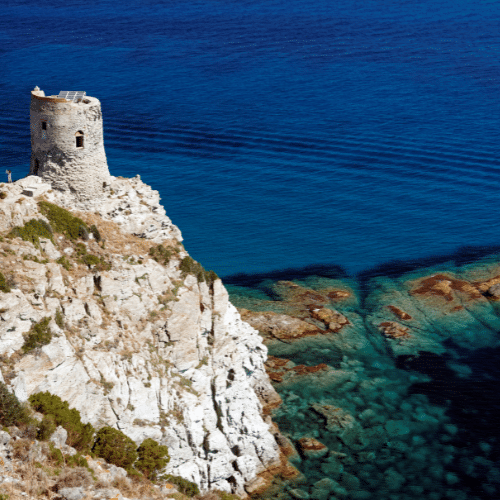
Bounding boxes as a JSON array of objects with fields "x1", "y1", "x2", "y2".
[{"x1": 58, "y1": 91, "x2": 86, "y2": 102}]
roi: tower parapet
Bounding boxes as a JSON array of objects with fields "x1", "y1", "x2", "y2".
[{"x1": 30, "y1": 87, "x2": 110, "y2": 200}]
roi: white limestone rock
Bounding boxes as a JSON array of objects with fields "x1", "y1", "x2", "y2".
[
  {"x1": 0, "y1": 177, "x2": 280, "y2": 496},
  {"x1": 50, "y1": 426, "x2": 68, "y2": 448},
  {"x1": 40, "y1": 238, "x2": 61, "y2": 259}
]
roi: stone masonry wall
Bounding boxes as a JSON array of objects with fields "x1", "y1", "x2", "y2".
[{"x1": 30, "y1": 91, "x2": 111, "y2": 200}]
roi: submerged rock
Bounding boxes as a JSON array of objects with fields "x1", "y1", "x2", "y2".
[
  {"x1": 296, "y1": 437, "x2": 328, "y2": 458},
  {"x1": 310, "y1": 404, "x2": 356, "y2": 432}
]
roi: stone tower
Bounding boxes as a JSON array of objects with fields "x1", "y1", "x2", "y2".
[{"x1": 30, "y1": 87, "x2": 110, "y2": 200}]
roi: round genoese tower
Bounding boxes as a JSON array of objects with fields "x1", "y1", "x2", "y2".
[{"x1": 30, "y1": 87, "x2": 111, "y2": 200}]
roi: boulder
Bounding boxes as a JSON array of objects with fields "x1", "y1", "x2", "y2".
[
  {"x1": 50, "y1": 426, "x2": 68, "y2": 448},
  {"x1": 297, "y1": 438, "x2": 328, "y2": 458},
  {"x1": 57, "y1": 487, "x2": 87, "y2": 500}
]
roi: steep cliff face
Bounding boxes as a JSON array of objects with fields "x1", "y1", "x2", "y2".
[{"x1": 0, "y1": 176, "x2": 281, "y2": 495}]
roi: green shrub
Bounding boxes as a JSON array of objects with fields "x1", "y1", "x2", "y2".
[
  {"x1": 90, "y1": 225, "x2": 101, "y2": 242},
  {"x1": 56, "y1": 256, "x2": 71, "y2": 270},
  {"x1": 0, "y1": 191, "x2": 7, "y2": 199},
  {"x1": 80, "y1": 254, "x2": 111, "y2": 271},
  {"x1": 7, "y1": 219, "x2": 54, "y2": 248},
  {"x1": 23, "y1": 255, "x2": 49, "y2": 264},
  {"x1": 216, "y1": 492, "x2": 240, "y2": 500},
  {"x1": 55, "y1": 308, "x2": 64, "y2": 329},
  {"x1": 38, "y1": 201, "x2": 89, "y2": 241},
  {"x1": 48, "y1": 442, "x2": 64, "y2": 466},
  {"x1": 74, "y1": 243, "x2": 87, "y2": 256},
  {"x1": 28, "y1": 392, "x2": 95, "y2": 452},
  {"x1": 22, "y1": 317, "x2": 52, "y2": 353},
  {"x1": 160, "y1": 475, "x2": 200, "y2": 497},
  {"x1": 179, "y1": 257, "x2": 218, "y2": 284},
  {"x1": 79, "y1": 225, "x2": 89, "y2": 241},
  {"x1": 65, "y1": 452, "x2": 89, "y2": 468},
  {"x1": 0, "y1": 493, "x2": 10, "y2": 500},
  {"x1": 149, "y1": 244, "x2": 173, "y2": 266},
  {"x1": 0, "y1": 272, "x2": 11, "y2": 293},
  {"x1": 0, "y1": 381, "x2": 31, "y2": 427},
  {"x1": 135, "y1": 438, "x2": 170, "y2": 481},
  {"x1": 37, "y1": 414, "x2": 57, "y2": 440},
  {"x1": 92, "y1": 426, "x2": 138, "y2": 470}
]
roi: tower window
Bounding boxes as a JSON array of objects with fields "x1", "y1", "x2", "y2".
[
  {"x1": 34, "y1": 159, "x2": 39, "y2": 175},
  {"x1": 75, "y1": 131, "x2": 84, "y2": 148},
  {"x1": 41, "y1": 121, "x2": 47, "y2": 130}
]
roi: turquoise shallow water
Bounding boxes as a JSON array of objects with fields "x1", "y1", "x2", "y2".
[{"x1": 227, "y1": 256, "x2": 500, "y2": 500}]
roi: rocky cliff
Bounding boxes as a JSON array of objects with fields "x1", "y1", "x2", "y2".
[{"x1": 0, "y1": 175, "x2": 281, "y2": 496}]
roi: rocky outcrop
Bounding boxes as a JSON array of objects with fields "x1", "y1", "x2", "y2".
[{"x1": 0, "y1": 176, "x2": 280, "y2": 496}]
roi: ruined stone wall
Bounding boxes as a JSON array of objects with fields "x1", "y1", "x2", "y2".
[{"x1": 30, "y1": 91, "x2": 111, "y2": 200}]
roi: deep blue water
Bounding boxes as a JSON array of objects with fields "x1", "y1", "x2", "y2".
[{"x1": 2, "y1": 0, "x2": 500, "y2": 277}]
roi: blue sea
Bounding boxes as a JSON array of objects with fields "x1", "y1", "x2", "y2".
[{"x1": 2, "y1": 0, "x2": 500, "y2": 498}]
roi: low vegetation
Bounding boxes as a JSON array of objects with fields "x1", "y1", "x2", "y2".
[
  {"x1": 7, "y1": 218, "x2": 54, "y2": 248},
  {"x1": 55, "y1": 308, "x2": 64, "y2": 329},
  {"x1": 160, "y1": 475, "x2": 200, "y2": 497},
  {"x1": 75, "y1": 242, "x2": 111, "y2": 271},
  {"x1": 37, "y1": 413, "x2": 57, "y2": 440},
  {"x1": 0, "y1": 271, "x2": 11, "y2": 293},
  {"x1": 0, "y1": 381, "x2": 30, "y2": 427},
  {"x1": 179, "y1": 256, "x2": 218, "y2": 284},
  {"x1": 92, "y1": 426, "x2": 138, "y2": 471},
  {"x1": 90, "y1": 224, "x2": 101, "y2": 242},
  {"x1": 0, "y1": 386, "x2": 242, "y2": 499},
  {"x1": 22, "y1": 317, "x2": 52, "y2": 353},
  {"x1": 29, "y1": 392, "x2": 95, "y2": 452},
  {"x1": 149, "y1": 243, "x2": 174, "y2": 265},
  {"x1": 56, "y1": 255, "x2": 71, "y2": 270},
  {"x1": 135, "y1": 438, "x2": 170, "y2": 481},
  {"x1": 38, "y1": 201, "x2": 89, "y2": 241}
]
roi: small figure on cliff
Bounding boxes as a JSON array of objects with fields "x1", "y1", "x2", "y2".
[{"x1": 5, "y1": 170, "x2": 12, "y2": 183}]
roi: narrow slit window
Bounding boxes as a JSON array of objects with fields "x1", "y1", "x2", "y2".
[
  {"x1": 41, "y1": 121, "x2": 47, "y2": 130},
  {"x1": 34, "y1": 159, "x2": 39, "y2": 175},
  {"x1": 75, "y1": 131, "x2": 84, "y2": 148}
]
